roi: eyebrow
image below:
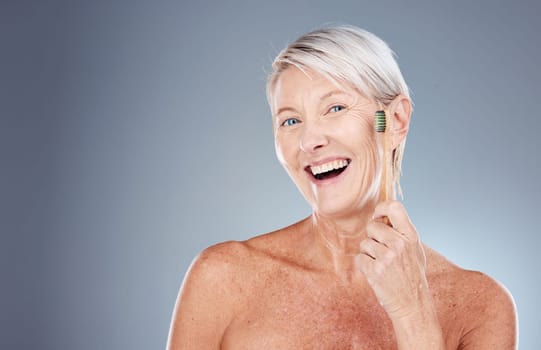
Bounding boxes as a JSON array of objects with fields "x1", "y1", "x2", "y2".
[
  {"x1": 274, "y1": 90, "x2": 349, "y2": 117},
  {"x1": 275, "y1": 107, "x2": 298, "y2": 116}
]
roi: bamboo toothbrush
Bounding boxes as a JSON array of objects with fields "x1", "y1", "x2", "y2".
[{"x1": 374, "y1": 109, "x2": 393, "y2": 224}]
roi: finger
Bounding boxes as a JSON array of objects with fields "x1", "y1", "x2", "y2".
[
  {"x1": 359, "y1": 237, "x2": 389, "y2": 260},
  {"x1": 373, "y1": 200, "x2": 417, "y2": 240},
  {"x1": 356, "y1": 253, "x2": 378, "y2": 279},
  {"x1": 366, "y1": 220, "x2": 399, "y2": 246}
]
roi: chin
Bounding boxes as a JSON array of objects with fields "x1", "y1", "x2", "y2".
[{"x1": 292, "y1": 164, "x2": 381, "y2": 218}]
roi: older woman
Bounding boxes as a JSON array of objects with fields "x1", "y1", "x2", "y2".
[{"x1": 167, "y1": 25, "x2": 517, "y2": 349}]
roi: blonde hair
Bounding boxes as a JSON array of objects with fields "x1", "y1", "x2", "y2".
[{"x1": 266, "y1": 25, "x2": 411, "y2": 197}]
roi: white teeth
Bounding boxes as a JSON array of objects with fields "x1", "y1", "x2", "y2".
[{"x1": 310, "y1": 159, "x2": 349, "y2": 176}]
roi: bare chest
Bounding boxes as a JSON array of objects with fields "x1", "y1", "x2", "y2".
[{"x1": 221, "y1": 271, "x2": 398, "y2": 349}]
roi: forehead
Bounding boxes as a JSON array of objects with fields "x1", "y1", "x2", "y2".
[
  {"x1": 274, "y1": 67, "x2": 336, "y2": 97},
  {"x1": 273, "y1": 68, "x2": 350, "y2": 109}
]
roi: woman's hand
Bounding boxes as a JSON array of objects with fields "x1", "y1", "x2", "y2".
[
  {"x1": 358, "y1": 200, "x2": 427, "y2": 317},
  {"x1": 358, "y1": 200, "x2": 445, "y2": 349}
]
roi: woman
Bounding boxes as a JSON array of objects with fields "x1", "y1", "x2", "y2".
[{"x1": 167, "y1": 25, "x2": 517, "y2": 349}]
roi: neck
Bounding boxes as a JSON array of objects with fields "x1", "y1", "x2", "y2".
[{"x1": 310, "y1": 202, "x2": 377, "y2": 281}]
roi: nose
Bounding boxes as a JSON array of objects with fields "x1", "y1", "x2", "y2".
[{"x1": 300, "y1": 121, "x2": 329, "y2": 153}]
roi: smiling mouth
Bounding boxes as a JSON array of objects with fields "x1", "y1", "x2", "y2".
[{"x1": 306, "y1": 159, "x2": 351, "y2": 181}]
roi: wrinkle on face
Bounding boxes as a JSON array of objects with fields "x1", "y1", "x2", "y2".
[{"x1": 272, "y1": 67, "x2": 384, "y2": 217}]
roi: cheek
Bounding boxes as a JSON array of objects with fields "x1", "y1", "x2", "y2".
[
  {"x1": 274, "y1": 134, "x2": 297, "y2": 173},
  {"x1": 342, "y1": 115, "x2": 379, "y2": 160},
  {"x1": 274, "y1": 137, "x2": 285, "y2": 165},
  {"x1": 343, "y1": 117, "x2": 382, "y2": 194},
  {"x1": 358, "y1": 136, "x2": 381, "y2": 186},
  {"x1": 361, "y1": 136, "x2": 384, "y2": 202},
  {"x1": 274, "y1": 134, "x2": 312, "y2": 198}
]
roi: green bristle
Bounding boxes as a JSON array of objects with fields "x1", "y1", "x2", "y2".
[{"x1": 374, "y1": 110, "x2": 386, "y2": 132}]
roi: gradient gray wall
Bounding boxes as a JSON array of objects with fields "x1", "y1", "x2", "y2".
[{"x1": 2, "y1": 0, "x2": 539, "y2": 348}]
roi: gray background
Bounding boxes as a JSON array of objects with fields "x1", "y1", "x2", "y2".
[{"x1": 2, "y1": 0, "x2": 539, "y2": 349}]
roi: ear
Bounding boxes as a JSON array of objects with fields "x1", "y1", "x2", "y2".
[{"x1": 388, "y1": 94, "x2": 412, "y2": 149}]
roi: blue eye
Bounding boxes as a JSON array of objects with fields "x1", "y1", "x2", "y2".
[
  {"x1": 329, "y1": 105, "x2": 346, "y2": 113},
  {"x1": 282, "y1": 118, "x2": 300, "y2": 127}
]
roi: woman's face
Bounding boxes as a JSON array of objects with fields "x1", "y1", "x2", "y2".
[{"x1": 271, "y1": 67, "x2": 382, "y2": 218}]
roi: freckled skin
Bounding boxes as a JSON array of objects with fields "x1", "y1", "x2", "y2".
[
  {"x1": 169, "y1": 221, "x2": 516, "y2": 349},
  {"x1": 167, "y1": 68, "x2": 518, "y2": 349},
  {"x1": 220, "y1": 222, "x2": 400, "y2": 349}
]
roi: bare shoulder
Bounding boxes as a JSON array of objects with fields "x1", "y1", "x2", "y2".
[
  {"x1": 192, "y1": 240, "x2": 253, "y2": 274},
  {"x1": 167, "y1": 224, "x2": 304, "y2": 349},
  {"x1": 166, "y1": 241, "x2": 253, "y2": 349},
  {"x1": 180, "y1": 240, "x2": 258, "y2": 305},
  {"x1": 184, "y1": 220, "x2": 305, "y2": 290},
  {"x1": 425, "y1": 247, "x2": 518, "y2": 349},
  {"x1": 427, "y1": 247, "x2": 516, "y2": 316},
  {"x1": 452, "y1": 267, "x2": 517, "y2": 328}
]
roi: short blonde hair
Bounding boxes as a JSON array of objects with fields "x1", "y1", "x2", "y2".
[{"x1": 266, "y1": 25, "x2": 411, "y2": 197}]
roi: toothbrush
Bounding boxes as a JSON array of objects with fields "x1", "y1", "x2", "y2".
[{"x1": 374, "y1": 109, "x2": 393, "y2": 224}]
